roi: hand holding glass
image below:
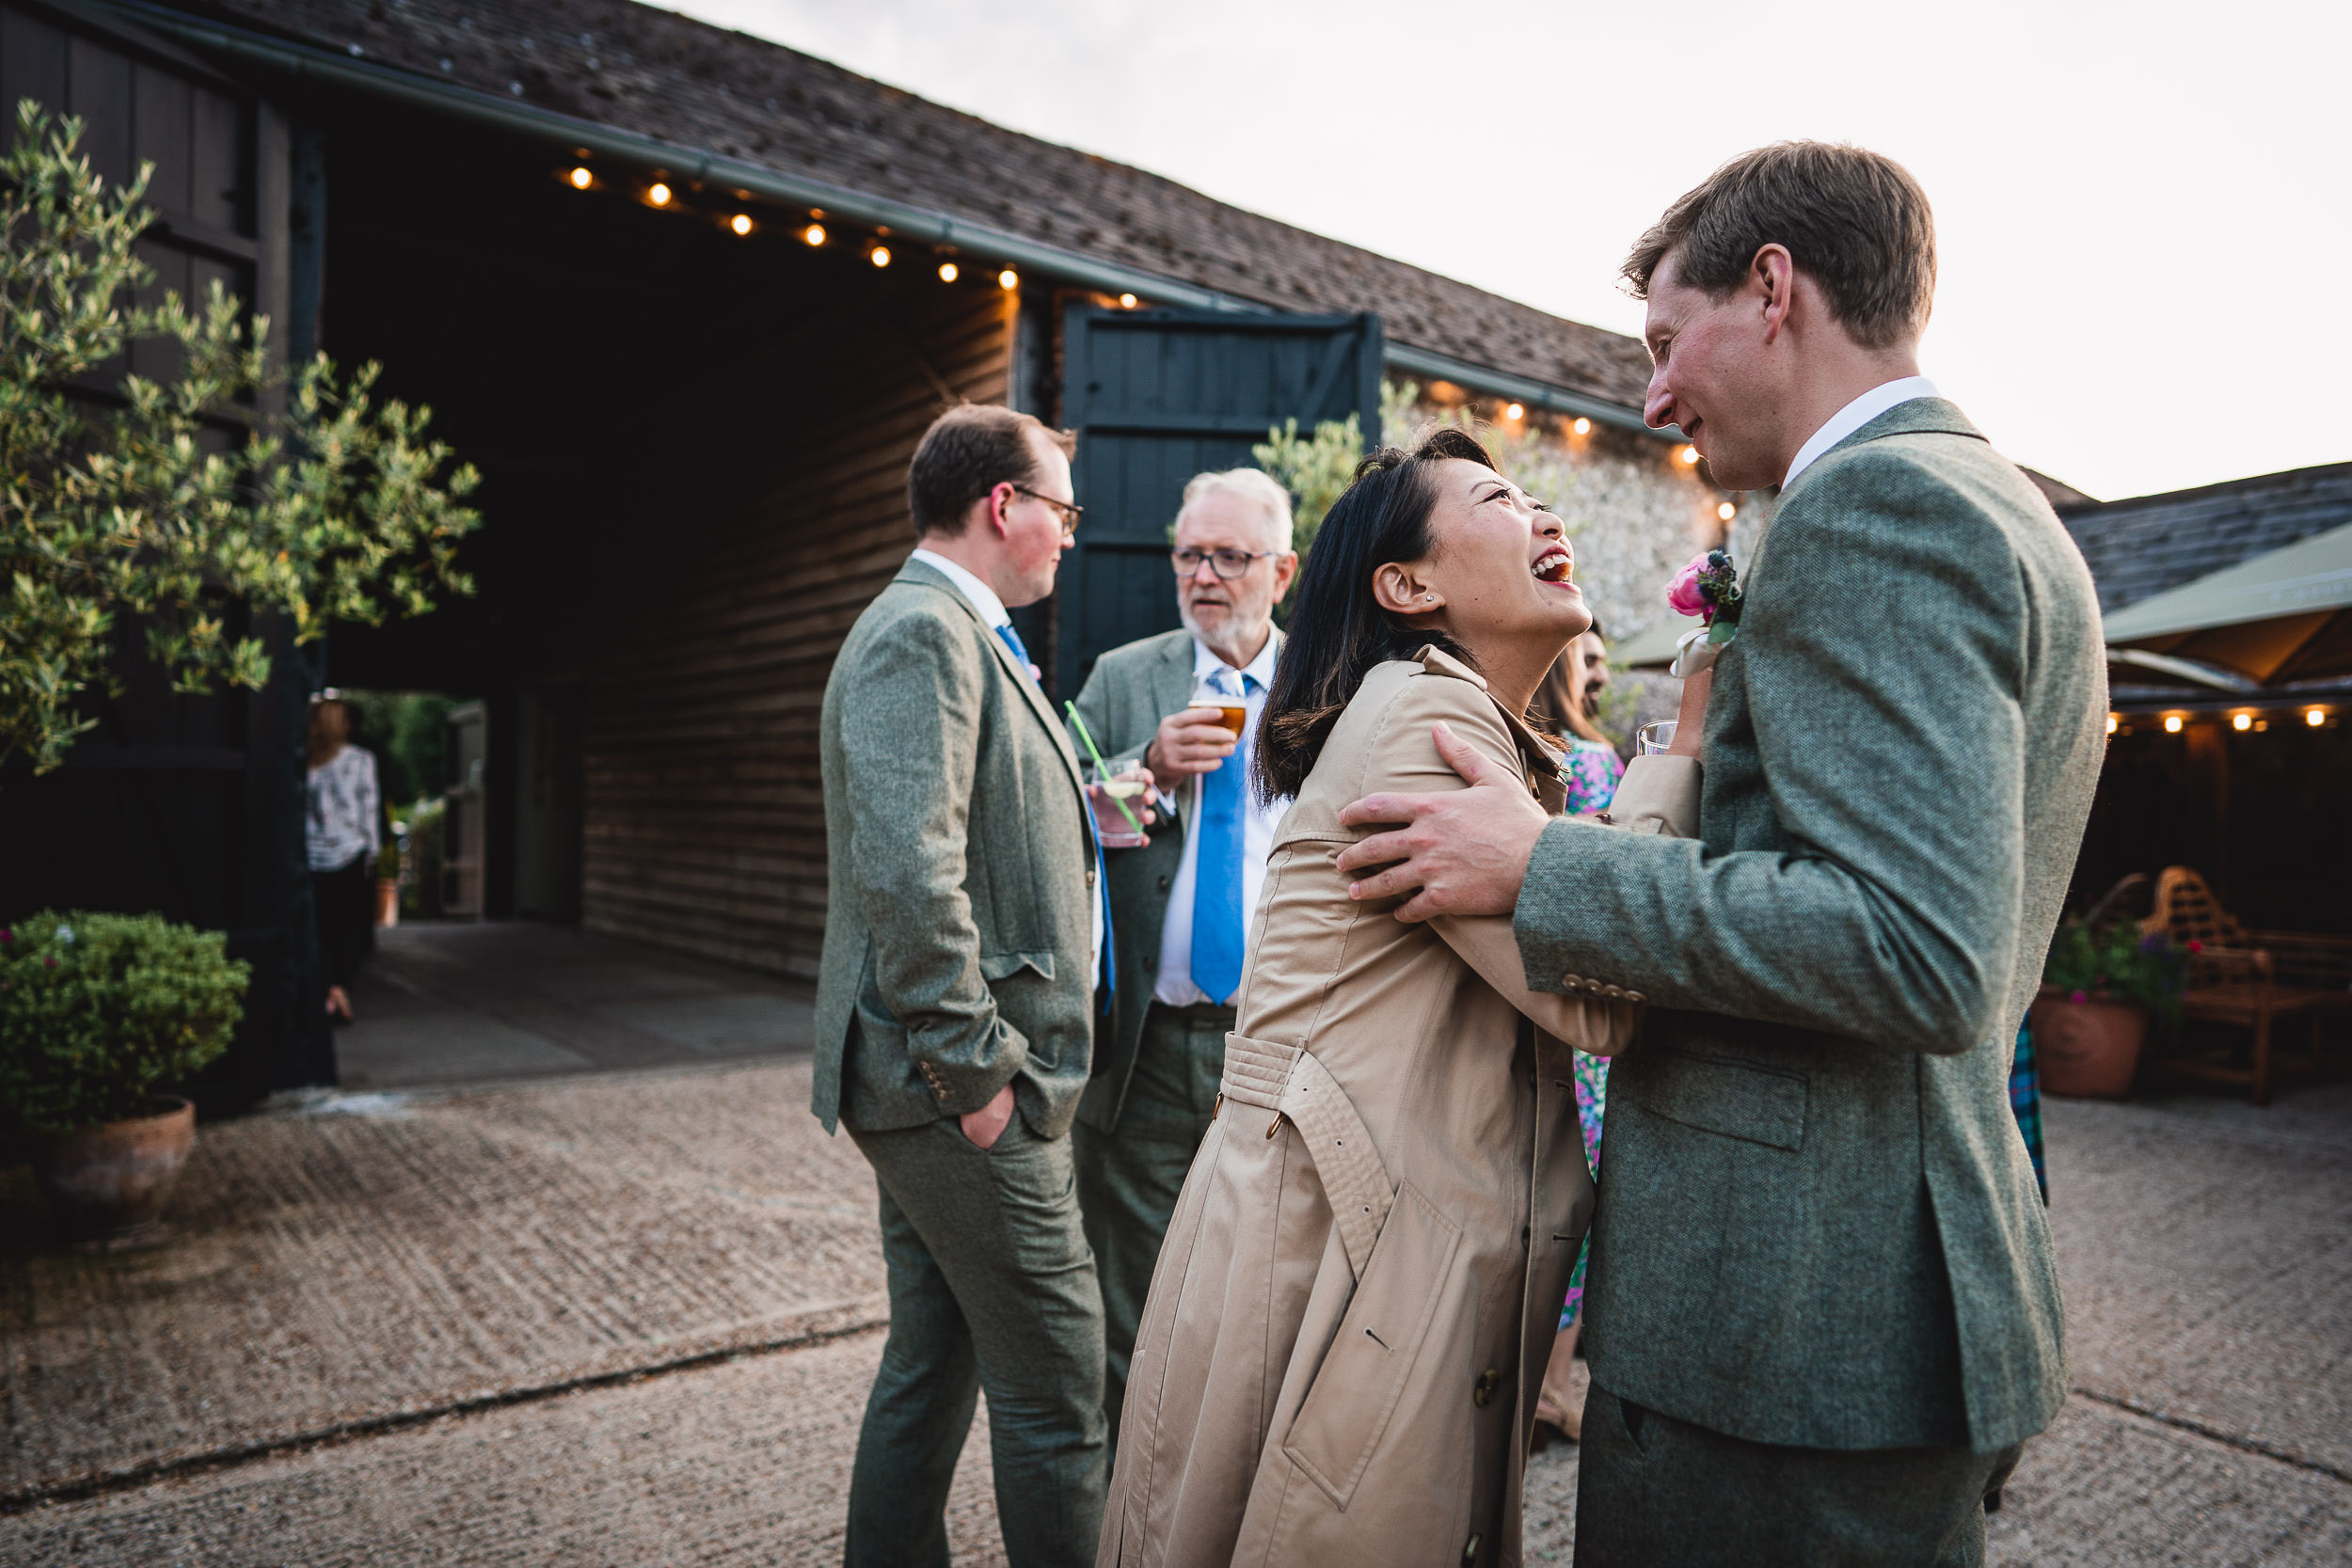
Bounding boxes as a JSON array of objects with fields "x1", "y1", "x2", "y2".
[{"x1": 1089, "y1": 758, "x2": 1155, "y2": 848}]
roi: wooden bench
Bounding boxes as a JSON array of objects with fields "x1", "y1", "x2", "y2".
[{"x1": 2139, "y1": 867, "x2": 2351, "y2": 1105}]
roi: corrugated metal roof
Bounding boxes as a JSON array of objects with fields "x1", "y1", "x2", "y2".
[
  {"x1": 2061, "y1": 462, "x2": 2352, "y2": 613},
  {"x1": 165, "y1": 0, "x2": 1658, "y2": 412}
]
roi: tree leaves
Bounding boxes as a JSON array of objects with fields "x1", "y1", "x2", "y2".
[{"x1": 0, "y1": 103, "x2": 482, "y2": 775}]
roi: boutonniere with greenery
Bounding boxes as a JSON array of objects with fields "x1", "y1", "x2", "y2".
[{"x1": 1666, "y1": 548, "x2": 1743, "y2": 675}]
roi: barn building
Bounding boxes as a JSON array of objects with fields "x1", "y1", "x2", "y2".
[{"x1": 0, "y1": 0, "x2": 1732, "y2": 1092}]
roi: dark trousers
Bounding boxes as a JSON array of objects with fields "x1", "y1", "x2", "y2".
[
  {"x1": 310, "y1": 854, "x2": 374, "y2": 989},
  {"x1": 1576, "y1": 1382, "x2": 2021, "y2": 1567},
  {"x1": 844, "y1": 1114, "x2": 1107, "y2": 1568},
  {"x1": 1073, "y1": 1001, "x2": 1229, "y2": 1446}
]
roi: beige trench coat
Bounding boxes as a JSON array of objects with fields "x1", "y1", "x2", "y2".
[{"x1": 1100, "y1": 648, "x2": 1697, "y2": 1568}]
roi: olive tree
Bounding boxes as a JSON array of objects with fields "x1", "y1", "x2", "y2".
[{"x1": 0, "y1": 103, "x2": 480, "y2": 775}]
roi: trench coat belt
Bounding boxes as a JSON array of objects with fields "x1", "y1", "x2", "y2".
[{"x1": 1220, "y1": 1032, "x2": 1393, "y2": 1282}]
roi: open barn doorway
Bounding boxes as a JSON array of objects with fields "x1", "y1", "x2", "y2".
[{"x1": 308, "y1": 94, "x2": 1013, "y2": 981}]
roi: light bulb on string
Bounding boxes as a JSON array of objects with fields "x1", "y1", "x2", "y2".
[
  {"x1": 1505, "y1": 403, "x2": 1525, "y2": 420},
  {"x1": 1119, "y1": 293, "x2": 1137, "y2": 309},
  {"x1": 2106, "y1": 714, "x2": 2119, "y2": 735},
  {"x1": 2310, "y1": 707, "x2": 2328, "y2": 727},
  {"x1": 803, "y1": 223, "x2": 826, "y2": 246},
  {"x1": 937, "y1": 261, "x2": 959, "y2": 282},
  {"x1": 1679, "y1": 445, "x2": 1701, "y2": 467},
  {"x1": 869, "y1": 245, "x2": 891, "y2": 267},
  {"x1": 2164, "y1": 715, "x2": 2184, "y2": 733},
  {"x1": 730, "y1": 214, "x2": 754, "y2": 237},
  {"x1": 646, "y1": 182, "x2": 672, "y2": 206},
  {"x1": 2233, "y1": 712, "x2": 2252, "y2": 731},
  {"x1": 1718, "y1": 501, "x2": 1737, "y2": 522},
  {"x1": 998, "y1": 268, "x2": 1020, "y2": 291},
  {"x1": 1572, "y1": 418, "x2": 1591, "y2": 436},
  {"x1": 567, "y1": 166, "x2": 593, "y2": 190}
]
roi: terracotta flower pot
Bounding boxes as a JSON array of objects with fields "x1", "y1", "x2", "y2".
[
  {"x1": 374, "y1": 877, "x2": 401, "y2": 927},
  {"x1": 2031, "y1": 988, "x2": 2150, "y2": 1099},
  {"x1": 28, "y1": 1095, "x2": 198, "y2": 1248}
]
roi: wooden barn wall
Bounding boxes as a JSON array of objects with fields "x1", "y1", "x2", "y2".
[{"x1": 580, "y1": 284, "x2": 1013, "y2": 977}]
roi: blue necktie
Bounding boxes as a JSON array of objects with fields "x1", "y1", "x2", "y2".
[
  {"x1": 1191, "y1": 669, "x2": 1247, "y2": 1005},
  {"x1": 994, "y1": 623, "x2": 1037, "y2": 680}
]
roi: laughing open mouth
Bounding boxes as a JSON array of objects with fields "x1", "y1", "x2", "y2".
[{"x1": 1532, "y1": 547, "x2": 1574, "y2": 584}]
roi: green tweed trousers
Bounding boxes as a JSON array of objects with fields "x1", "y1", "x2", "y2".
[
  {"x1": 1576, "y1": 1382, "x2": 2022, "y2": 1567},
  {"x1": 844, "y1": 1115, "x2": 1106, "y2": 1568},
  {"x1": 1073, "y1": 1001, "x2": 1230, "y2": 1445}
]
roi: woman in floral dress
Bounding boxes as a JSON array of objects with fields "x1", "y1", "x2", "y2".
[{"x1": 1532, "y1": 625, "x2": 1626, "y2": 1443}]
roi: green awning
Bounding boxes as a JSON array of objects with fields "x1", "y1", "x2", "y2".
[{"x1": 2103, "y1": 520, "x2": 2352, "y2": 685}]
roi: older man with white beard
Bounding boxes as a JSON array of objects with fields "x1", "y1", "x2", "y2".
[{"x1": 1065, "y1": 467, "x2": 1297, "y2": 1442}]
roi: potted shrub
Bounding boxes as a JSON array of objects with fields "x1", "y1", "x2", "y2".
[
  {"x1": 2031, "y1": 921, "x2": 2188, "y2": 1097},
  {"x1": 373, "y1": 838, "x2": 404, "y2": 929},
  {"x1": 0, "y1": 911, "x2": 248, "y2": 1246}
]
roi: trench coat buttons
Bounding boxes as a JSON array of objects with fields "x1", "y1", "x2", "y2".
[
  {"x1": 1472, "y1": 1367, "x2": 1500, "y2": 1407},
  {"x1": 1157, "y1": 875, "x2": 1171, "y2": 891}
]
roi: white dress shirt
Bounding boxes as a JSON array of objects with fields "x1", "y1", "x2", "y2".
[
  {"x1": 1155, "y1": 632, "x2": 1285, "y2": 1007},
  {"x1": 1782, "y1": 375, "x2": 1940, "y2": 490},
  {"x1": 907, "y1": 548, "x2": 1100, "y2": 974}
]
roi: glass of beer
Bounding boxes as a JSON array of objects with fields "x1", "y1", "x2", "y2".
[
  {"x1": 1637, "y1": 720, "x2": 1677, "y2": 755},
  {"x1": 1190, "y1": 674, "x2": 1247, "y2": 736},
  {"x1": 1090, "y1": 757, "x2": 1151, "y2": 847}
]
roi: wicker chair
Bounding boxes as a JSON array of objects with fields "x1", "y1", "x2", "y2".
[{"x1": 2138, "y1": 866, "x2": 2352, "y2": 1104}]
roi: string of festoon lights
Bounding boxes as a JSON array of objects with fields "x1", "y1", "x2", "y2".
[
  {"x1": 2109, "y1": 705, "x2": 2337, "y2": 737},
  {"x1": 560, "y1": 154, "x2": 1735, "y2": 505},
  {"x1": 558, "y1": 156, "x2": 1159, "y2": 311}
]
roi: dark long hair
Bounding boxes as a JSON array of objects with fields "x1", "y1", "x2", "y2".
[{"x1": 1257, "y1": 427, "x2": 1497, "y2": 801}]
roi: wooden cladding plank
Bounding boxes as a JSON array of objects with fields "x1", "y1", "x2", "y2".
[{"x1": 579, "y1": 286, "x2": 1009, "y2": 977}]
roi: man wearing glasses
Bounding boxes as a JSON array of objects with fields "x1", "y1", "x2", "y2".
[
  {"x1": 816, "y1": 403, "x2": 1116, "y2": 1566},
  {"x1": 1065, "y1": 467, "x2": 1299, "y2": 1442}
]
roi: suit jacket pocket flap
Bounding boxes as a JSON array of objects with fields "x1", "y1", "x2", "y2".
[
  {"x1": 977, "y1": 949, "x2": 1056, "y2": 983},
  {"x1": 1633, "y1": 1048, "x2": 1807, "y2": 1151},
  {"x1": 1281, "y1": 1182, "x2": 1462, "y2": 1510}
]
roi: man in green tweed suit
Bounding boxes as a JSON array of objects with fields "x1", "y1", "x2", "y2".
[
  {"x1": 1336, "y1": 143, "x2": 2108, "y2": 1565},
  {"x1": 816, "y1": 404, "x2": 1120, "y2": 1568},
  {"x1": 1067, "y1": 467, "x2": 1295, "y2": 1443}
]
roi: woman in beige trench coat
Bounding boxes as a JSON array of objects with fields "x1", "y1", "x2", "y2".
[{"x1": 1100, "y1": 429, "x2": 1704, "y2": 1568}]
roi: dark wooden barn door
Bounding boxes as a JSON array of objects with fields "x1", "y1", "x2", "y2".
[{"x1": 1052, "y1": 308, "x2": 1382, "y2": 697}]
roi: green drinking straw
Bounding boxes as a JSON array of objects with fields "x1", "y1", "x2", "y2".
[{"x1": 1065, "y1": 701, "x2": 1146, "y2": 834}]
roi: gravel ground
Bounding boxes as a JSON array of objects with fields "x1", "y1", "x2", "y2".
[{"x1": 4, "y1": 1056, "x2": 2345, "y2": 1564}]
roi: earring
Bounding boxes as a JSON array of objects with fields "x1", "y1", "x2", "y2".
[{"x1": 1423, "y1": 593, "x2": 1434, "y2": 601}]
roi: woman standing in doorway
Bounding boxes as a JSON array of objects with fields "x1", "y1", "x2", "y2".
[{"x1": 307, "y1": 697, "x2": 381, "y2": 1023}]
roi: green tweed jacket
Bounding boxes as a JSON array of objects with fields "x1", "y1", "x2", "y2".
[
  {"x1": 1514, "y1": 399, "x2": 2107, "y2": 1454},
  {"x1": 1066, "y1": 626, "x2": 1282, "y2": 1132},
  {"x1": 813, "y1": 557, "x2": 1100, "y2": 1138}
]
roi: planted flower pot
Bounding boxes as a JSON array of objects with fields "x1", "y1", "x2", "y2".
[
  {"x1": 4, "y1": 911, "x2": 246, "y2": 1251},
  {"x1": 29, "y1": 1095, "x2": 196, "y2": 1248},
  {"x1": 2031, "y1": 987, "x2": 2150, "y2": 1098}
]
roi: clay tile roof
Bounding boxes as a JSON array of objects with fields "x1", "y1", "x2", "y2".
[
  {"x1": 183, "y1": 0, "x2": 1656, "y2": 410},
  {"x1": 2059, "y1": 461, "x2": 2352, "y2": 613}
]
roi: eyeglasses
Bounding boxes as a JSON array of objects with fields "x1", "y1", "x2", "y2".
[
  {"x1": 1170, "y1": 547, "x2": 1279, "y2": 579},
  {"x1": 1011, "y1": 485, "x2": 1084, "y2": 537}
]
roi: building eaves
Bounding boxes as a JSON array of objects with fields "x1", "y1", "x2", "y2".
[
  {"x1": 2062, "y1": 461, "x2": 2352, "y2": 614},
  {"x1": 137, "y1": 0, "x2": 1658, "y2": 420}
]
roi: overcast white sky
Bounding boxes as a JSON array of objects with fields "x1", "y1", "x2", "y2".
[{"x1": 669, "y1": 0, "x2": 2347, "y2": 501}]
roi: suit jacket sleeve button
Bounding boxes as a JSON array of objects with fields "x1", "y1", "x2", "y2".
[{"x1": 1472, "y1": 1368, "x2": 1500, "y2": 1407}]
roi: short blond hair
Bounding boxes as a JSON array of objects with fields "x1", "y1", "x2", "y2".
[{"x1": 1176, "y1": 467, "x2": 1295, "y2": 552}]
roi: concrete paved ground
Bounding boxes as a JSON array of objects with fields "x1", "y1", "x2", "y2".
[
  {"x1": 336, "y1": 923, "x2": 816, "y2": 1090},
  {"x1": 4, "y1": 1043, "x2": 2345, "y2": 1561}
]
